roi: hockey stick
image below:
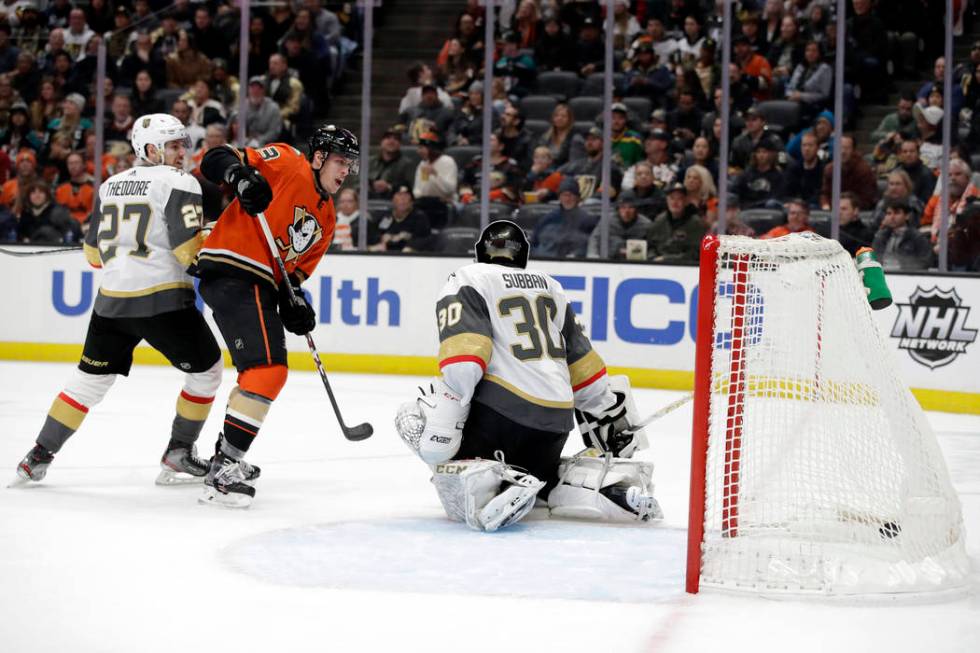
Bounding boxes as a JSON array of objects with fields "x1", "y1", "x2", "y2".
[
  {"x1": 0, "y1": 245, "x2": 83, "y2": 257},
  {"x1": 625, "y1": 393, "x2": 694, "y2": 433},
  {"x1": 254, "y1": 210, "x2": 373, "y2": 441}
]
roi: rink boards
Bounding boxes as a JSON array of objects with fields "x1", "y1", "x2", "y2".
[{"x1": 0, "y1": 251, "x2": 977, "y2": 414}]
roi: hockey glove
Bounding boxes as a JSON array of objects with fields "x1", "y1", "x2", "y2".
[
  {"x1": 225, "y1": 163, "x2": 272, "y2": 216},
  {"x1": 278, "y1": 278, "x2": 316, "y2": 335},
  {"x1": 575, "y1": 391, "x2": 635, "y2": 457}
]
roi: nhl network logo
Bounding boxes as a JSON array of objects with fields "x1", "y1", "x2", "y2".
[{"x1": 890, "y1": 286, "x2": 978, "y2": 369}]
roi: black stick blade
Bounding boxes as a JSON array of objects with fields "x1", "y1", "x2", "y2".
[{"x1": 344, "y1": 422, "x2": 374, "y2": 441}]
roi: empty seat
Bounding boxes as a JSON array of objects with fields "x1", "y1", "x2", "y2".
[
  {"x1": 515, "y1": 203, "x2": 557, "y2": 232},
  {"x1": 808, "y1": 210, "x2": 833, "y2": 238},
  {"x1": 739, "y1": 209, "x2": 785, "y2": 235},
  {"x1": 367, "y1": 199, "x2": 392, "y2": 216},
  {"x1": 622, "y1": 97, "x2": 653, "y2": 122},
  {"x1": 581, "y1": 72, "x2": 624, "y2": 96},
  {"x1": 437, "y1": 227, "x2": 481, "y2": 255},
  {"x1": 454, "y1": 202, "x2": 516, "y2": 228},
  {"x1": 519, "y1": 95, "x2": 559, "y2": 121},
  {"x1": 569, "y1": 96, "x2": 603, "y2": 123},
  {"x1": 157, "y1": 88, "x2": 185, "y2": 111},
  {"x1": 523, "y1": 119, "x2": 550, "y2": 140},
  {"x1": 445, "y1": 145, "x2": 482, "y2": 170},
  {"x1": 755, "y1": 100, "x2": 802, "y2": 135},
  {"x1": 572, "y1": 121, "x2": 595, "y2": 137},
  {"x1": 536, "y1": 71, "x2": 581, "y2": 100}
]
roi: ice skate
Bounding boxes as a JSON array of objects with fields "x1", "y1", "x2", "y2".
[
  {"x1": 9, "y1": 445, "x2": 54, "y2": 487},
  {"x1": 155, "y1": 439, "x2": 210, "y2": 486},
  {"x1": 199, "y1": 450, "x2": 255, "y2": 509},
  {"x1": 602, "y1": 485, "x2": 663, "y2": 521},
  {"x1": 207, "y1": 435, "x2": 261, "y2": 485}
]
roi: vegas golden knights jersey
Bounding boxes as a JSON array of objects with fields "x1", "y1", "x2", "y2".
[
  {"x1": 84, "y1": 165, "x2": 204, "y2": 318},
  {"x1": 436, "y1": 262, "x2": 613, "y2": 433}
]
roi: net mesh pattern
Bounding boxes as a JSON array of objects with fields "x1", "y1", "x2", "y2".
[{"x1": 699, "y1": 234, "x2": 968, "y2": 596}]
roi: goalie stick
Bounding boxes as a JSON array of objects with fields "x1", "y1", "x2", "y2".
[
  {"x1": 255, "y1": 210, "x2": 373, "y2": 442},
  {"x1": 625, "y1": 393, "x2": 694, "y2": 433},
  {"x1": 0, "y1": 245, "x2": 82, "y2": 257}
]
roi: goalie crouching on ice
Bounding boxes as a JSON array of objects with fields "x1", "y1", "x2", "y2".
[{"x1": 395, "y1": 220, "x2": 662, "y2": 531}]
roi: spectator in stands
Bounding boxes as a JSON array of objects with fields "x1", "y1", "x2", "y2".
[
  {"x1": 494, "y1": 31, "x2": 536, "y2": 100},
  {"x1": 151, "y1": 12, "x2": 181, "y2": 61},
  {"x1": 367, "y1": 126, "x2": 416, "y2": 200},
  {"x1": 414, "y1": 132, "x2": 457, "y2": 228},
  {"x1": 731, "y1": 136, "x2": 786, "y2": 210},
  {"x1": 17, "y1": 180, "x2": 79, "y2": 243},
  {"x1": 558, "y1": 126, "x2": 623, "y2": 202},
  {"x1": 54, "y1": 151, "x2": 92, "y2": 227},
  {"x1": 820, "y1": 135, "x2": 877, "y2": 210},
  {"x1": 871, "y1": 91, "x2": 920, "y2": 145},
  {"x1": 760, "y1": 198, "x2": 814, "y2": 239},
  {"x1": 531, "y1": 176, "x2": 596, "y2": 259},
  {"x1": 438, "y1": 13, "x2": 482, "y2": 71},
  {"x1": 245, "y1": 15, "x2": 276, "y2": 77},
  {"x1": 704, "y1": 196, "x2": 756, "y2": 237},
  {"x1": 187, "y1": 79, "x2": 225, "y2": 129},
  {"x1": 450, "y1": 81, "x2": 495, "y2": 146},
  {"x1": 782, "y1": 131, "x2": 825, "y2": 208},
  {"x1": 873, "y1": 197, "x2": 932, "y2": 271},
  {"x1": 893, "y1": 139, "x2": 937, "y2": 206},
  {"x1": 587, "y1": 195, "x2": 652, "y2": 260},
  {"x1": 64, "y1": 8, "x2": 93, "y2": 61},
  {"x1": 0, "y1": 22, "x2": 19, "y2": 75},
  {"x1": 29, "y1": 79, "x2": 58, "y2": 133},
  {"x1": 785, "y1": 40, "x2": 831, "y2": 122},
  {"x1": 104, "y1": 94, "x2": 134, "y2": 145},
  {"x1": 130, "y1": 70, "x2": 164, "y2": 117},
  {"x1": 847, "y1": 0, "x2": 889, "y2": 103},
  {"x1": 192, "y1": 6, "x2": 230, "y2": 62},
  {"x1": 701, "y1": 86, "x2": 745, "y2": 140},
  {"x1": 120, "y1": 32, "x2": 166, "y2": 90},
  {"x1": 634, "y1": 16, "x2": 677, "y2": 65},
  {"x1": 210, "y1": 59, "x2": 240, "y2": 110},
  {"x1": 918, "y1": 57, "x2": 963, "y2": 115},
  {"x1": 923, "y1": 158, "x2": 980, "y2": 241},
  {"x1": 693, "y1": 37, "x2": 719, "y2": 99},
  {"x1": 0, "y1": 149, "x2": 37, "y2": 213},
  {"x1": 165, "y1": 31, "x2": 211, "y2": 89},
  {"x1": 436, "y1": 38, "x2": 475, "y2": 97},
  {"x1": 913, "y1": 105, "x2": 944, "y2": 172},
  {"x1": 786, "y1": 109, "x2": 834, "y2": 163},
  {"x1": 622, "y1": 40, "x2": 675, "y2": 103},
  {"x1": 536, "y1": 102, "x2": 576, "y2": 167},
  {"x1": 737, "y1": 12, "x2": 767, "y2": 56},
  {"x1": 680, "y1": 136, "x2": 719, "y2": 185},
  {"x1": 372, "y1": 185, "x2": 431, "y2": 253},
  {"x1": 683, "y1": 164, "x2": 717, "y2": 214},
  {"x1": 666, "y1": 90, "x2": 703, "y2": 151},
  {"x1": 730, "y1": 107, "x2": 782, "y2": 171},
  {"x1": 609, "y1": 103, "x2": 644, "y2": 168},
  {"x1": 282, "y1": 33, "x2": 328, "y2": 115},
  {"x1": 837, "y1": 192, "x2": 875, "y2": 256},
  {"x1": 228, "y1": 77, "x2": 283, "y2": 147},
  {"x1": 948, "y1": 198, "x2": 980, "y2": 272},
  {"x1": 535, "y1": 11, "x2": 575, "y2": 72},
  {"x1": 675, "y1": 14, "x2": 706, "y2": 67},
  {"x1": 263, "y1": 53, "x2": 304, "y2": 135},
  {"x1": 403, "y1": 83, "x2": 456, "y2": 144},
  {"x1": 522, "y1": 145, "x2": 561, "y2": 203},
  {"x1": 47, "y1": 93, "x2": 90, "y2": 151},
  {"x1": 732, "y1": 33, "x2": 772, "y2": 103},
  {"x1": 871, "y1": 169, "x2": 924, "y2": 229},
  {"x1": 645, "y1": 181, "x2": 705, "y2": 263},
  {"x1": 619, "y1": 161, "x2": 665, "y2": 219},
  {"x1": 0, "y1": 102, "x2": 41, "y2": 154},
  {"x1": 624, "y1": 128, "x2": 677, "y2": 191},
  {"x1": 331, "y1": 188, "x2": 377, "y2": 251},
  {"x1": 768, "y1": 15, "x2": 804, "y2": 94},
  {"x1": 498, "y1": 103, "x2": 533, "y2": 172},
  {"x1": 399, "y1": 62, "x2": 453, "y2": 115},
  {"x1": 10, "y1": 52, "x2": 40, "y2": 105},
  {"x1": 575, "y1": 16, "x2": 605, "y2": 77},
  {"x1": 459, "y1": 133, "x2": 521, "y2": 206},
  {"x1": 610, "y1": 0, "x2": 641, "y2": 50},
  {"x1": 169, "y1": 100, "x2": 205, "y2": 151}
]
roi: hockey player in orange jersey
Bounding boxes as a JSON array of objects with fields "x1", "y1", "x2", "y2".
[{"x1": 194, "y1": 125, "x2": 359, "y2": 507}]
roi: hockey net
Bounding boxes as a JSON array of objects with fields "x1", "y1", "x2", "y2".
[{"x1": 686, "y1": 233, "x2": 968, "y2": 597}]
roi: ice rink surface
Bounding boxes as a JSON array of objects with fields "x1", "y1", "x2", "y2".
[{"x1": 1, "y1": 361, "x2": 978, "y2": 653}]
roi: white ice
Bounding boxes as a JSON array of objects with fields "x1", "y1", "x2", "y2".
[{"x1": 1, "y1": 361, "x2": 978, "y2": 653}]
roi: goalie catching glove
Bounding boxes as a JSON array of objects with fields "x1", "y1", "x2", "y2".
[{"x1": 394, "y1": 378, "x2": 468, "y2": 465}]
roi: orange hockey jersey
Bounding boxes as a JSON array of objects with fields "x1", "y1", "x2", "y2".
[{"x1": 195, "y1": 143, "x2": 335, "y2": 287}]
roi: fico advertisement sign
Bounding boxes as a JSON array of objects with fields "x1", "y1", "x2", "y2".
[{"x1": 2, "y1": 253, "x2": 978, "y2": 412}]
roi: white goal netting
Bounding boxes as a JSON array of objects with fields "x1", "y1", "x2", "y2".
[{"x1": 693, "y1": 233, "x2": 968, "y2": 597}]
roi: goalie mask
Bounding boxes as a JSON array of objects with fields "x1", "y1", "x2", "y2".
[{"x1": 475, "y1": 219, "x2": 529, "y2": 269}]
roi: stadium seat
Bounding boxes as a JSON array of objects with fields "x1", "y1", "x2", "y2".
[
  {"x1": 623, "y1": 97, "x2": 653, "y2": 122},
  {"x1": 454, "y1": 202, "x2": 516, "y2": 228},
  {"x1": 515, "y1": 203, "x2": 557, "y2": 232},
  {"x1": 436, "y1": 227, "x2": 481, "y2": 255},
  {"x1": 367, "y1": 199, "x2": 392, "y2": 216},
  {"x1": 970, "y1": 153, "x2": 980, "y2": 174},
  {"x1": 859, "y1": 211, "x2": 877, "y2": 230},
  {"x1": 536, "y1": 71, "x2": 581, "y2": 100},
  {"x1": 523, "y1": 119, "x2": 550, "y2": 140},
  {"x1": 755, "y1": 101, "x2": 802, "y2": 135},
  {"x1": 572, "y1": 121, "x2": 595, "y2": 137},
  {"x1": 739, "y1": 209, "x2": 785, "y2": 235},
  {"x1": 519, "y1": 95, "x2": 559, "y2": 121},
  {"x1": 399, "y1": 148, "x2": 421, "y2": 169},
  {"x1": 569, "y1": 96, "x2": 603, "y2": 123},
  {"x1": 157, "y1": 88, "x2": 185, "y2": 111},
  {"x1": 581, "y1": 72, "x2": 624, "y2": 96},
  {"x1": 809, "y1": 210, "x2": 833, "y2": 238},
  {"x1": 445, "y1": 145, "x2": 482, "y2": 170}
]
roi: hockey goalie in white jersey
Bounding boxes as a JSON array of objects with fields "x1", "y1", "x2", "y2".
[{"x1": 396, "y1": 220, "x2": 662, "y2": 531}]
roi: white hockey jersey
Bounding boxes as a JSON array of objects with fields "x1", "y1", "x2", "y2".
[
  {"x1": 84, "y1": 165, "x2": 204, "y2": 318},
  {"x1": 436, "y1": 262, "x2": 614, "y2": 433}
]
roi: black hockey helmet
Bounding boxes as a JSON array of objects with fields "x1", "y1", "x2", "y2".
[
  {"x1": 475, "y1": 219, "x2": 529, "y2": 269},
  {"x1": 308, "y1": 124, "x2": 360, "y2": 174}
]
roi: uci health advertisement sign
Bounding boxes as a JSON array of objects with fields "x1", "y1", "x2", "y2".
[{"x1": 0, "y1": 251, "x2": 976, "y2": 414}]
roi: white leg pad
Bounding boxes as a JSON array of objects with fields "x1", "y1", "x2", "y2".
[
  {"x1": 548, "y1": 454, "x2": 663, "y2": 522},
  {"x1": 431, "y1": 459, "x2": 545, "y2": 532}
]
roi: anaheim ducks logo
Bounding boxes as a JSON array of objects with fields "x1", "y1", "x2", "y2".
[{"x1": 275, "y1": 206, "x2": 322, "y2": 262}]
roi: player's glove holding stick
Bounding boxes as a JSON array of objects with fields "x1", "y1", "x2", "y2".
[
  {"x1": 278, "y1": 274, "x2": 316, "y2": 335},
  {"x1": 225, "y1": 163, "x2": 273, "y2": 216}
]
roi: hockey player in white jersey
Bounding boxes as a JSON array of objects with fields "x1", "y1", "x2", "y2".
[
  {"x1": 396, "y1": 220, "x2": 662, "y2": 531},
  {"x1": 12, "y1": 114, "x2": 226, "y2": 487}
]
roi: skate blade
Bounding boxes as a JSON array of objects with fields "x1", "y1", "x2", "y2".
[
  {"x1": 198, "y1": 486, "x2": 253, "y2": 509},
  {"x1": 7, "y1": 475, "x2": 31, "y2": 488},
  {"x1": 155, "y1": 469, "x2": 206, "y2": 486}
]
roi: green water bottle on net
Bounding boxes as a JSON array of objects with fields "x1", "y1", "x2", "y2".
[{"x1": 855, "y1": 247, "x2": 893, "y2": 310}]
